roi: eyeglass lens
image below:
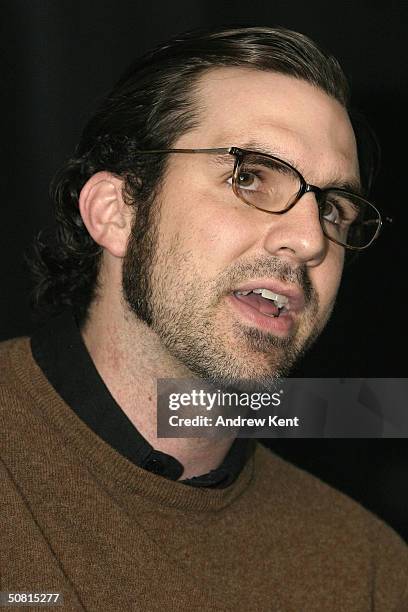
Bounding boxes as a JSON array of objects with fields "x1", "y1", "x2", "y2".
[{"x1": 233, "y1": 152, "x2": 381, "y2": 249}]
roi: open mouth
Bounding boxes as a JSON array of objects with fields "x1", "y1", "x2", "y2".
[{"x1": 233, "y1": 288, "x2": 289, "y2": 318}]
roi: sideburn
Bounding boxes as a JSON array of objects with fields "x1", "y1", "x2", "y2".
[{"x1": 122, "y1": 192, "x2": 161, "y2": 326}]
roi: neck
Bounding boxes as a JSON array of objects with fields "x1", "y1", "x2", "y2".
[{"x1": 81, "y1": 294, "x2": 234, "y2": 480}]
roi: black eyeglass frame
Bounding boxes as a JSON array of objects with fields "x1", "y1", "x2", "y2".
[{"x1": 134, "y1": 146, "x2": 386, "y2": 251}]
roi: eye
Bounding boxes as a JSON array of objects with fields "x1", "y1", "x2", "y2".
[
  {"x1": 320, "y1": 193, "x2": 360, "y2": 226},
  {"x1": 320, "y1": 199, "x2": 341, "y2": 224},
  {"x1": 227, "y1": 171, "x2": 260, "y2": 191}
]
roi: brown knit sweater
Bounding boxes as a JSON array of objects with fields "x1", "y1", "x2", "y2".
[{"x1": 1, "y1": 337, "x2": 408, "y2": 612}]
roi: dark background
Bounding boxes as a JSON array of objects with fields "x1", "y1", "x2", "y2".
[{"x1": 1, "y1": 1, "x2": 407, "y2": 540}]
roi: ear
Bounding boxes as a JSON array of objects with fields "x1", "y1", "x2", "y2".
[{"x1": 79, "y1": 171, "x2": 132, "y2": 258}]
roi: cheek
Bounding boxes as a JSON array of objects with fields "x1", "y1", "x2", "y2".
[
  {"x1": 158, "y1": 192, "x2": 258, "y2": 271},
  {"x1": 313, "y1": 247, "x2": 344, "y2": 310}
]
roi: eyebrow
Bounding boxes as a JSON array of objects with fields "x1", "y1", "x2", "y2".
[
  {"x1": 237, "y1": 139, "x2": 363, "y2": 195},
  {"x1": 325, "y1": 178, "x2": 363, "y2": 195}
]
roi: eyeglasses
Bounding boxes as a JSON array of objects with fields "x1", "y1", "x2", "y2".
[{"x1": 135, "y1": 146, "x2": 385, "y2": 250}]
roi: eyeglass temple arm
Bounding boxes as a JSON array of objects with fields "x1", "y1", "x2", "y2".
[{"x1": 134, "y1": 147, "x2": 233, "y2": 155}]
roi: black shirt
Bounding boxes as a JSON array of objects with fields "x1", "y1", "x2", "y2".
[{"x1": 31, "y1": 311, "x2": 250, "y2": 488}]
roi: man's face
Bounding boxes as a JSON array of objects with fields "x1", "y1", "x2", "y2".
[{"x1": 123, "y1": 68, "x2": 360, "y2": 385}]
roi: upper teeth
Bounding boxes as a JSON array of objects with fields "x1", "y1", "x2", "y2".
[{"x1": 235, "y1": 288, "x2": 289, "y2": 309}]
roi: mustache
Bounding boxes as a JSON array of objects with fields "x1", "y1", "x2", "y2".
[{"x1": 214, "y1": 256, "x2": 316, "y2": 306}]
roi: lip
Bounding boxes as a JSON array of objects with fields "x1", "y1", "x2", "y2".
[
  {"x1": 227, "y1": 293, "x2": 295, "y2": 335},
  {"x1": 233, "y1": 279, "x2": 305, "y2": 313}
]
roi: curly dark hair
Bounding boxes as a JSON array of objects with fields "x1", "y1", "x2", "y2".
[{"x1": 29, "y1": 25, "x2": 379, "y2": 325}]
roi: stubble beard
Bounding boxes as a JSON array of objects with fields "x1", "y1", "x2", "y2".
[{"x1": 122, "y1": 197, "x2": 323, "y2": 390}]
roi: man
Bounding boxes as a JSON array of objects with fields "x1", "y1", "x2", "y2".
[{"x1": 1, "y1": 26, "x2": 407, "y2": 611}]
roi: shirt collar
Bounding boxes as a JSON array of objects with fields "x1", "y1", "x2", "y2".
[{"x1": 30, "y1": 311, "x2": 251, "y2": 488}]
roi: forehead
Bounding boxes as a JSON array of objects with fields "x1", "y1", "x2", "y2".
[{"x1": 180, "y1": 67, "x2": 359, "y2": 184}]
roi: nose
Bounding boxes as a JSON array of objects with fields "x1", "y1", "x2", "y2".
[{"x1": 261, "y1": 192, "x2": 328, "y2": 266}]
